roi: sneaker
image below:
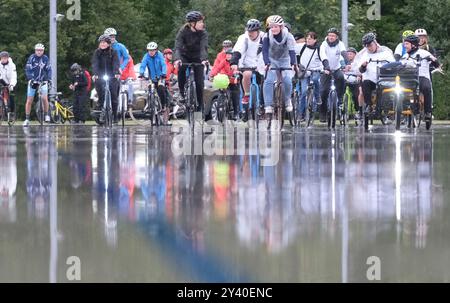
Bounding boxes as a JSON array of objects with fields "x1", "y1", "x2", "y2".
[
  {"x1": 23, "y1": 119, "x2": 30, "y2": 127},
  {"x1": 7, "y1": 112, "x2": 14, "y2": 122},
  {"x1": 242, "y1": 95, "x2": 250, "y2": 105},
  {"x1": 45, "y1": 115, "x2": 51, "y2": 123},
  {"x1": 425, "y1": 112, "x2": 432, "y2": 120},
  {"x1": 285, "y1": 100, "x2": 293, "y2": 112},
  {"x1": 265, "y1": 106, "x2": 273, "y2": 114}
]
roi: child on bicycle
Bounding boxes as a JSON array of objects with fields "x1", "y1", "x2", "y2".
[
  {"x1": 297, "y1": 31, "x2": 322, "y2": 121},
  {"x1": 23, "y1": 44, "x2": 52, "y2": 126},
  {"x1": 69, "y1": 63, "x2": 89, "y2": 124},
  {"x1": 173, "y1": 10, "x2": 209, "y2": 114},
  {"x1": 139, "y1": 42, "x2": 168, "y2": 114},
  {"x1": 261, "y1": 15, "x2": 297, "y2": 114},
  {"x1": 210, "y1": 49, "x2": 240, "y2": 120},
  {"x1": 0, "y1": 51, "x2": 17, "y2": 122}
]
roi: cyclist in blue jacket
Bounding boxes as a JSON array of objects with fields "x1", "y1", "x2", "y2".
[
  {"x1": 104, "y1": 28, "x2": 129, "y2": 73},
  {"x1": 139, "y1": 42, "x2": 168, "y2": 108},
  {"x1": 23, "y1": 43, "x2": 52, "y2": 127}
]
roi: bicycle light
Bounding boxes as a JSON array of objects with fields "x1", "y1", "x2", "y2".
[
  {"x1": 103, "y1": 75, "x2": 109, "y2": 81},
  {"x1": 394, "y1": 75, "x2": 402, "y2": 95}
]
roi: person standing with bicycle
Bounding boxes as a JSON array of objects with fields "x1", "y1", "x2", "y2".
[
  {"x1": 262, "y1": 15, "x2": 297, "y2": 114},
  {"x1": 319, "y1": 28, "x2": 349, "y2": 123},
  {"x1": 357, "y1": 33, "x2": 394, "y2": 121},
  {"x1": 173, "y1": 10, "x2": 209, "y2": 114},
  {"x1": 230, "y1": 19, "x2": 266, "y2": 119},
  {"x1": 297, "y1": 32, "x2": 322, "y2": 121},
  {"x1": 344, "y1": 47, "x2": 362, "y2": 119},
  {"x1": 139, "y1": 42, "x2": 168, "y2": 120},
  {"x1": 23, "y1": 44, "x2": 52, "y2": 127},
  {"x1": 69, "y1": 63, "x2": 89, "y2": 124},
  {"x1": 92, "y1": 34, "x2": 121, "y2": 124},
  {"x1": 0, "y1": 51, "x2": 17, "y2": 122}
]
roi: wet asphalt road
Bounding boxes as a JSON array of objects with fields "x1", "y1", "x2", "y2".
[{"x1": 0, "y1": 122, "x2": 449, "y2": 282}]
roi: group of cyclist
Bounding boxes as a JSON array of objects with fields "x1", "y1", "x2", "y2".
[{"x1": 0, "y1": 10, "x2": 442, "y2": 128}]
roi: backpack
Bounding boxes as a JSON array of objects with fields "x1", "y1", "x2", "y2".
[{"x1": 84, "y1": 69, "x2": 92, "y2": 92}]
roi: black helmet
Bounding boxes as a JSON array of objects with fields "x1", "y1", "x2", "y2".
[
  {"x1": 185, "y1": 11, "x2": 204, "y2": 22},
  {"x1": 404, "y1": 35, "x2": 420, "y2": 47},
  {"x1": 0, "y1": 51, "x2": 9, "y2": 58},
  {"x1": 284, "y1": 22, "x2": 292, "y2": 32},
  {"x1": 362, "y1": 32, "x2": 376, "y2": 46},
  {"x1": 98, "y1": 34, "x2": 112, "y2": 44},
  {"x1": 327, "y1": 27, "x2": 340, "y2": 36},
  {"x1": 246, "y1": 19, "x2": 261, "y2": 32}
]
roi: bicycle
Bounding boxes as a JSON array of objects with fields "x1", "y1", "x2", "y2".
[
  {"x1": 238, "y1": 67, "x2": 263, "y2": 129},
  {"x1": 49, "y1": 92, "x2": 74, "y2": 124},
  {"x1": 210, "y1": 82, "x2": 232, "y2": 124},
  {"x1": 0, "y1": 83, "x2": 15, "y2": 126},
  {"x1": 296, "y1": 69, "x2": 322, "y2": 128},
  {"x1": 99, "y1": 75, "x2": 113, "y2": 128},
  {"x1": 33, "y1": 81, "x2": 50, "y2": 126},
  {"x1": 342, "y1": 73, "x2": 359, "y2": 126},
  {"x1": 118, "y1": 79, "x2": 130, "y2": 128},
  {"x1": 325, "y1": 70, "x2": 340, "y2": 130},
  {"x1": 181, "y1": 63, "x2": 206, "y2": 126},
  {"x1": 266, "y1": 66, "x2": 295, "y2": 130}
]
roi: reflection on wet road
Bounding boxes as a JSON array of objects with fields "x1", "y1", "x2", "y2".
[{"x1": 0, "y1": 125, "x2": 448, "y2": 282}]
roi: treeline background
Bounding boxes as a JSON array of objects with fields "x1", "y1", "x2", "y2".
[{"x1": 1, "y1": 0, "x2": 448, "y2": 118}]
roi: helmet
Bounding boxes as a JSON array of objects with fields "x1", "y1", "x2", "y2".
[
  {"x1": 362, "y1": 32, "x2": 376, "y2": 46},
  {"x1": 246, "y1": 19, "x2": 261, "y2": 32},
  {"x1": 265, "y1": 15, "x2": 275, "y2": 28},
  {"x1": 415, "y1": 28, "x2": 427, "y2": 36},
  {"x1": 104, "y1": 28, "x2": 117, "y2": 36},
  {"x1": 404, "y1": 35, "x2": 420, "y2": 47},
  {"x1": 327, "y1": 27, "x2": 340, "y2": 36},
  {"x1": 222, "y1": 40, "x2": 233, "y2": 48},
  {"x1": 347, "y1": 47, "x2": 357, "y2": 54},
  {"x1": 212, "y1": 74, "x2": 230, "y2": 90},
  {"x1": 35, "y1": 43, "x2": 45, "y2": 50},
  {"x1": 98, "y1": 34, "x2": 112, "y2": 44},
  {"x1": 284, "y1": 22, "x2": 292, "y2": 32},
  {"x1": 0, "y1": 51, "x2": 9, "y2": 58},
  {"x1": 147, "y1": 42, "x2": 158, "y2": 50},
  {"x1": 70, "y1": 63, "x2": 82, "y2": 72},
  {"x1": 268, "y1": 15, "x2": 284, "y2": 26},
  {"x1": 185, "y1": 11, "x2": 204, "y2": 23},
  {"x1": 163, "y1": 48, "x2": 173, "y2": 55},
  {"x1": 402, "y1": 30, "x2": 415, "y2": 38}
]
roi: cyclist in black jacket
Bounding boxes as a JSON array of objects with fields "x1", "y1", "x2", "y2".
[
  {"x1": 174, "y1": 11, "x2": 209, "y2": 113},
  {"x1": 92, "y1": 34, "x2": 121, "y2": 123}
]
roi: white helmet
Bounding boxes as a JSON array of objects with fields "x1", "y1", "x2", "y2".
[
  {"x1": 35, "y1": 43, "x2": 45, "y2": 50},
  {"x1": 268, "y1": 15, "x2": 284, "y2": 26},
  {"x1": 415, "y1": 28, "x2": 427, "y2": 36},
  {"x1": 104, "y1": 28, "x2": 117, "y2": 36},
  {"x1": 147, "y1": 42, "x2": 158, "y2": 50}
]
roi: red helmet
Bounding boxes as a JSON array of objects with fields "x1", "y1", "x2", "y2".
[{"x1": 163, "y1": 48, "x2": 173, "y2": 55}]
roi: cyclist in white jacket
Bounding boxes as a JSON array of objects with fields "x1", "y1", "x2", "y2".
[
  {"x1": 319, "y1": 28, "x2": 349, "y2": 121},
  {"x1": 357, "y1": 33, "x2": 394, "y2": 118},
  {"x1": 0, "y1": 51, "x2": 17, "y2": 120}
]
